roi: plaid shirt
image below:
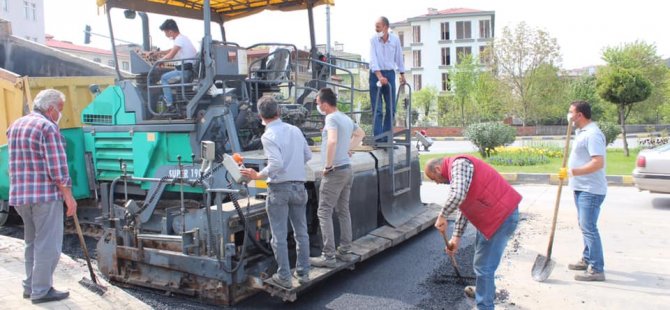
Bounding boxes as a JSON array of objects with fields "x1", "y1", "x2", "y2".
[
  {"x1": 440, "y1": 158, "x2": 474, "y2": 238},
  {"x1": 7, "y1": 112, "x2": 71, "y2": 206}
]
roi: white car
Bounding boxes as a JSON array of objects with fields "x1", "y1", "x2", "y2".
[{"x1": 632, "y1": 143, "x2": 670, "y2": 194}]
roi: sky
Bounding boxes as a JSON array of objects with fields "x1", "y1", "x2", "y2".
[{"x1": 44, "y1": 0, "x2": 670, "y2": 70}]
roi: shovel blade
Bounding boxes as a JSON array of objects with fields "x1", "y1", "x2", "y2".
[{"x1": 531, "y1": 254, "x2": 555, "y2": 282}]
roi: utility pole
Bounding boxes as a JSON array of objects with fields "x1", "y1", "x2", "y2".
[{"x1": 326, "y1": 5, "x2": 331, "y2": 77}]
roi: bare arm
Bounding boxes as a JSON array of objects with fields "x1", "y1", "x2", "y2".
[
  {"x1": 349, "y1": 126, "x2": 365, "y2": 151},
  {"x1": 325, "y1": 128, "x2": 338, "y2": 168},
  {"x1": 161, "y1": 45, "x2": 181, "y2": 61},
  {"x1": 571, "y1": 155, "x2": 604, "y2": 176}
]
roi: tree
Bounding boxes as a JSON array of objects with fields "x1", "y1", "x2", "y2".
[
  {"x1": 412, "y1": 86, "x2": 438, "y2": 126},
  {"x1": 602, "y1": 41, "x2": 668, "y2": 124},
  {"x1": 471, "y1": 70, "x2": 505, "y2": 122},
  {"x1": 450, "y1": 53, "x2": 477, "y2": 127},
  {"x1": 488, "y1": 22, "x2": 561, "y2": 126},
  {"x1": 569, "y1": 75, "x2": 609, "y2": 122},
  {"x1": 525, "y1": 63, "x2": 570, "y2": 125},
  {"x1": 596, "y1": 66, "x2": 653, "y2": 156}
]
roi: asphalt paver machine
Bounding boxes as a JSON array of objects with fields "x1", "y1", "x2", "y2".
[{"x1": 84, "y1": 0, "x2": 438, "y2": 305}]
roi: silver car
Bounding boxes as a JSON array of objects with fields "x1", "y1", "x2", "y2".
[{"x1": 633, "y1": 143, "x2": 670, "y2": 194}]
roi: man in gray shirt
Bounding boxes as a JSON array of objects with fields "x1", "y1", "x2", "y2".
[
  {"x1": 241, "y1": 96, "x2": 312, "y2": 289},
  {"x1": 559, "y1": 100, "x2": 607, "y2": 282},
  {"x1": 310, "y1": 88, "x2": 365, "y2": 268}
]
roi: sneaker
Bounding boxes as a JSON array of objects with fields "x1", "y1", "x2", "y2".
[
  {"x1": 568, "y1": 259, "x2": 588, "y2": 271},
  {"x1": 292, "y1": 271, "x2": 310, "y2": 285},
  {"x1": 574, "y1": 268, "x2": 606, "y2": 282},
  {"x1": 336, "y1": 247, "x2": 356, "y2": 262},
  {"x1": 31, "y1": 287, "x2": 69, "y2": 304},
  {"x1": 271, "y1": 273, "x2": 292, "y2": 289},
  {"x1": 464, "y1": 286, "x2": 475, "y2": 299},
  {"x1": 165, "y1": 104, "x2": 178, "y2": 114},
  {"x1": 309, "y1": 255, "x2": 336, "y2": 268}
]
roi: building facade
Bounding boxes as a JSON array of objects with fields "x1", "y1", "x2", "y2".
[
  {"x1": 390, "y1": 8, "x2": 495, "y2": 93},
  {"x1": 46, "y1": 35, "x2": 131, "y2": 71},
  {"x1": 0, "y1": 0, "x2": 44, "y2": 43}
]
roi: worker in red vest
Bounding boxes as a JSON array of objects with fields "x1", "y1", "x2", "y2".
[{"x1": 425, "y1": 155, "x2": 522, "y2": 310}]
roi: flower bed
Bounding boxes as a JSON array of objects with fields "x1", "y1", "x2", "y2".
[{"x1": 487, "y1": 146, "x2": 562, "y2": 166}]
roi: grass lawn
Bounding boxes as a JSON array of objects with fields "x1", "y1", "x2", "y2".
[{"x1": 418, "y1": 148, "x2": 640, "y2": 175}]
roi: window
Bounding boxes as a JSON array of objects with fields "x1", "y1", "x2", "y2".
[
  {"x1": 93, "y1": 58, "x2": 101, "y2": 63},
  {"x1": 398, "y1": 31, "x2": 404, "y2": 47},
  {"x1": 122, "y1": 61, "x2": 129, "y2": 70},
  {"x1": 456, "y1": 21, "x2": 471, "y2": 39},
  {"x1": 479, "y1": 46, "x2": 492, "y2": 64},
  {"x1": 441, "y1": 47, "x2": 451, "y2": 66},
  {"x1": 107, "y1": 59, "x2": 115, "y2": 66},
  {"x1": 413, "y1": 74, "x2": 422, "y2": 91},
  {"x1": 2, "y1": 0, "x2": 8, "y2": 12},
  {"x1": 412, "y1": 50, "x2": 421, "y2": 68},
  {"x1": 31, "y1": 3, "x2": 36, "y2": 21},
  {"x1": 442, "y1": 73, "x2": 450, "y2": 91},
  {"x1": 412, "y1": 25, "x2": 421, "y2": 43},
  {"x1": 23, "y1": 1, "x2": 29, "y2": 19},
  {"x1": 456, "y1": 47, "x2": 472, "y2": 64},
  {"x1": 440, "y1": 22, "x2": 450, "y2": 40},
  {"x1": 479, "y1": 20, "x2": 491, "y2": 39}
]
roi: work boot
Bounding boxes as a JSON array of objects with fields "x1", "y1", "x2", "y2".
[
  {"x1": 31, "y1": 287, "x2": 69, "y2": 304},
  {"x1": 574, "y1": 268, "x2": 605, "y2": 282},
  {"x1": 336, "y1": 247, "x2": 356, "y2": 262},
  {"x1": 309, "y1": 255, "x2": 336, "y2": 268},
  {"x1": 464, "y1": 286, "x2": 475, "y2": 298},
  {"x1": 271, "y1": 273, "x2": 292, "y2": 289},
  {"x1": 568, "y1": 259, "x2": 588, "y2": 271},
  {"x1": 23, "y1": 288, "x2": 30, "y2": 299},
  {"x1": 292, "y1": 271, "x2": 310, "y2": 285}
]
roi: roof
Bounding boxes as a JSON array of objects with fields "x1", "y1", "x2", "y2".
[
  {"x1": 97, "y1": 0, "x2": 334, "y2": 23},
  {"x1": 391, "y1": 7, "x2": 494, "y2": 26},
  {"x1": 429, "y1": 8, "x2": 484, "y2": 16},
  {"x1": 46, "y1": 36, "x2": 113, "y2": 56}
]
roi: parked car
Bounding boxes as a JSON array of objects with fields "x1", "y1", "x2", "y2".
[{"x1": 632, "y1": 143, "x2": 670, "y2": 194}]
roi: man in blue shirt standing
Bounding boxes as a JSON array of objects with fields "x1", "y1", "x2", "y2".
[
  {"x1": 559, "y1": 100, "x2": 608, "y2": 281},
  {"x1": 241, "y1": 96, "x2": 312, "y2": 289},
  {"x1": 369, "y1": 16, "x2": 405, "y2": 141}
]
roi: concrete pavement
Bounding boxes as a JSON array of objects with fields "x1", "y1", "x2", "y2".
[{"x1": 0, "y1": 235, "x2": 150, "y2": 310}]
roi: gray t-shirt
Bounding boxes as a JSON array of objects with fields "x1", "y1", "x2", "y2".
[
  {"x1": 568, "y1": 122, "x2": 607, "y2": 195},
  {"x1": 321, "y1": 111, "x2": 358, "y2": 167}
]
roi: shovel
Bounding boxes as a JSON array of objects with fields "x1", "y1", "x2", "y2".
[
  {"x1": 73, "y1": 213, "x2": 107, "y2": 295},
  {"x1": 531, "y1": 122, "x2": 573, "y2": 282},
  {"x1": 439, "y1": 230, "x2": 464, "y2": 281}
]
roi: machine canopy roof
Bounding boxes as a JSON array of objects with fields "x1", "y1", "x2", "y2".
[{"x1": 97, "y1": 0, "x2": 334, "y2": 23}]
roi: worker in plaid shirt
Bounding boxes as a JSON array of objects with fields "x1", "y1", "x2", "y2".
[
  {"x1": 7, "y1": 89, "x2": 77, "y2": 304},
  {"x1": 425, "y1": 155, "x2": 521, "y2": 310}
]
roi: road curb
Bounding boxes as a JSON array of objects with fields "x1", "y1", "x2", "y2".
[
  {"x1": 430, "y1": 133, "x2": 663, "y2": 142},
  {"x1": 421, "y1": 173, "x2": 635, "y2": 187}
]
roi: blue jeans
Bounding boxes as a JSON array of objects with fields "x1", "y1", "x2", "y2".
[
  {"x1": 369, "y1": 70, "x2": 396, "y2": 140},
  {"x1": 266, "y1": 182, "x2": 310, "y2": 281},
  {"x1": 573, "y1": 191, "x2": 605, "y2": 273},
  {"x1": 473, "y1": 208, "x2": 519, "y2": 310},
  {"x1": 160, "y1": 69, "x2": 187, "y2": 105}
]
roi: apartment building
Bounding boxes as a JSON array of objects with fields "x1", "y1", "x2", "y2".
[
  {"x1": 390, "y1": 8, "x2": 495, "y2": 93},
  {"x1": 0, "y1": 0, "x2": 45, "y2": 43},
  {"x1": 46, "y1": 35, "x2": 131, "y2": 71}
]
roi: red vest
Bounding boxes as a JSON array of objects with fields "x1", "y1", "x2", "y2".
[{"x1": 441, "y1": 155, "x2": 521, "y2": 239}]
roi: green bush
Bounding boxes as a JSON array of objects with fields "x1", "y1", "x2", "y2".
[
  {"x1": 464, "y1": 122, "x2": 516, "y2": 157},
  {"x1": 598, "y1": 122, "x2": 621, "y2": 146}
]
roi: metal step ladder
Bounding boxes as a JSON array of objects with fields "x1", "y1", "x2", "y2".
[{"x1": 373, "y1": 83, "x2": 413, "y2": 197}]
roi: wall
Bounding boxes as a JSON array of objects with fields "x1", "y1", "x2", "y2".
[{"x1": 1, "y1": 0, "x2": 45, "y2": 43}]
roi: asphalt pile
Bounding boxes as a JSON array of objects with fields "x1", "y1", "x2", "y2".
[{"x1": 416, "y1": 244, "x2": 476, "y2": 309}]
